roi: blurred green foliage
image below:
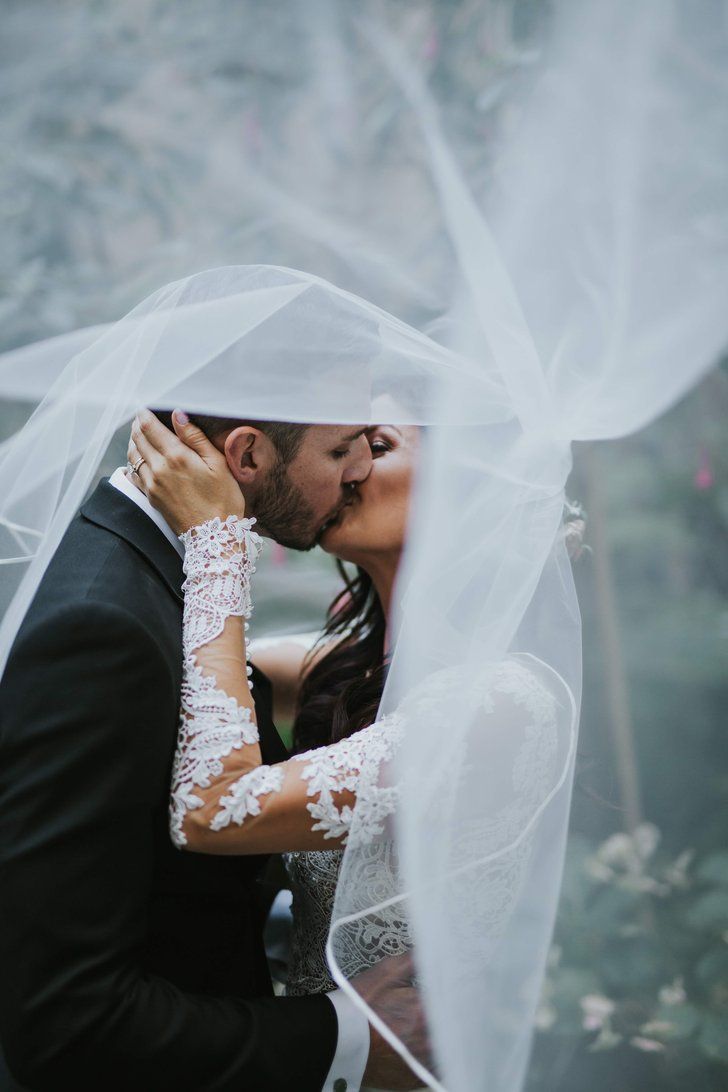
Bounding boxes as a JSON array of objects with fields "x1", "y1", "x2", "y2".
[
  {"x1": 528, "y1": 369, "x2": 728, "y2": 1089},
  {"x1": 527, "y1": 830, "x2": 728, "y2": 1090}
]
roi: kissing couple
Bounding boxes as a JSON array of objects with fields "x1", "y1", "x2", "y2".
[
  {"x1": 0, "y1": 382, "x2": 437, "y2": 1090},
  {"x1": 0, "y1": 267, "x2": 570, "y2": 1092}
]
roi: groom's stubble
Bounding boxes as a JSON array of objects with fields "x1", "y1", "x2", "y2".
[{"x1": 249, "y1": 455, "x2": 319, "y2": 551}]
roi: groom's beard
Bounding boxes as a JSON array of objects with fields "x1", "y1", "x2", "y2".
[{"x1": 252, "y1": 458, "x2": 319, "y2": 551}]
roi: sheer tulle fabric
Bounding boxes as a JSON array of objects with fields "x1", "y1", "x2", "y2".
[{"x1": 1, "y1": 2, "x2": 726, "y2": 1089}]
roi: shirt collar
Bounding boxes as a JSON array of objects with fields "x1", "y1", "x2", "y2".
[{"x1": 109, "y1": 466, "x2": 184, "y2": 558}]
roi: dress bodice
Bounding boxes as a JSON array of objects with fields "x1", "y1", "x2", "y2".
[
  {"x1": 284, "y1": 849, "x2": 343, "y2": 996},
  {"x1": 284, "y1": 840, "x2": 414, "y2": 997}
]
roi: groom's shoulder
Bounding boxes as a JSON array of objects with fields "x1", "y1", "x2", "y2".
[
  {"x1": 3, "y1": 518, "x2": 180, "y2": 699},
  {"x1": 21, "y1": 496, "x2": 181, "y2": 644},
  {"x1": 42, "y1": 513, "x2": 138, "y2": 600}
]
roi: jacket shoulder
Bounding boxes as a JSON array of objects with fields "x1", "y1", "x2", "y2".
[{"x1": 31, "y1": 513, "x2": 178, "y2": 623}]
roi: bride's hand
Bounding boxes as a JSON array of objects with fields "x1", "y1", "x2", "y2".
[{"x1": 127, "y1": 409, "x2": 246, "y2": 534}]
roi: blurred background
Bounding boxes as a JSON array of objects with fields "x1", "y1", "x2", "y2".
[{"x1": 1, "y1": 1, "x2": 726, "y2": 1088}]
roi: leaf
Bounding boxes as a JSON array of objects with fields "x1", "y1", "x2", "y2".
[
  {"x1": 696, "y1": 947, "x2": 728, "y2": 988},
  {"x1": 601, "y1": 938, "x2": 666, "y2": 994},
  {"x1": 650, "y1": 1003, "x2": 700, "y2": 1040},
  {"x1": 588, "y1": 1026, "x2": 623, "y2": 1052},
  {"x1": 698, "y1": 1013, "x2": 728, "y2": 1064},
  {"x1": 550, "y1": 967, "x2": 601, "y2": 1007},
  {"x1": 695, "y1": 852, "x2": 728, "y2": 888},
  {"x1": 684, "y1": 890, "x2": 728, "y2": 931},
  {"x1": 587, "y1": 884, "x2": 641, "y2": 932}
]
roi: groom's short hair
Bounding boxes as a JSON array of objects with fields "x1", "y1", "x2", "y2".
[{"x1": 153, "y1": 411, "x2": 309, "y2": 465}]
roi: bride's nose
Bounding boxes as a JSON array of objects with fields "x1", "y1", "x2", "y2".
[{"x1": 342, "y1": 434, "x2": 373, "y2": 485}]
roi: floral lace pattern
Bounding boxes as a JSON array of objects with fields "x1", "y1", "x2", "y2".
[
  {"x1": 285, "y1": 840, "x2": 413, "y2": 996},
  {"x1": 170, "y1": 516, "x2": 263, "y2": 848},
  {"x1": 450, "y1": 717, "x2": 562, "y2": 983},
  {"x1": 202, "y1": 713, "x2": 405, "y2": 842},
  {"x1": 294, "y1": 714, "x2": 405, "y2": 844},
  {"x1": 210, "y1": 764, "x2": 285, "y2": 831},
  {"x1": 393, "y1": 656, "x2": 568, "y2": 988},
  {"x1": 284, "y1": 717, "x2": 410, "y2": 997},
  {"x1": 167, "y1": 538, "x2": 569, "y2": 1024},
  {"x1": 284, "y1": 849, "x2": 345, "y2": 995},
  {"x1": 296, "y1": 658, "x2": 568, "y2": 1006}
]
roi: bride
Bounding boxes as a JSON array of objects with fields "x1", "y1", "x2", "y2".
[{"x1": 127, "y1": 405, "x2": 571, "y2": 1028}]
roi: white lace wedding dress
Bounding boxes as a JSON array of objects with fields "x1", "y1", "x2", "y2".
[{"x1": 168, "y1": 516, "x2": 568, "y2": 1091}]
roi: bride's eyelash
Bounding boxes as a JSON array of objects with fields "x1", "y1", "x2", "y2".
[{"x1": 369, "y1": 439, "x2": 390, "y2": 455}]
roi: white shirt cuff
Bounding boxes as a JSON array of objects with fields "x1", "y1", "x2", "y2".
[{"x1": 323, "y1": 988, "x2": 370, "y2": 1092}]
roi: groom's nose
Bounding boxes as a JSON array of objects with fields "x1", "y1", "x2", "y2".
[{"x1": 341, "y1": 434, "x2": 372, "y2": 485}]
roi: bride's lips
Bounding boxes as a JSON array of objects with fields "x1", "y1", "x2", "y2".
[{"x1": 318, "y1": 496, "x2": 355, "y2": 540}]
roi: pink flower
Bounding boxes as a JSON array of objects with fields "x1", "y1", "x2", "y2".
[
  {"x1": 694, "y1": 448, "x2": 714, "y2": 490},
  {"x1": 580, "y1": 994, "x2": 615, "y2": 1031},
  {"x1": 630, "y1": 1036, "x2": 665, "y2": 1053},
  {"x1": 422, "y1": 30, "x2": 439, "y2": 61},
  {"x1": 659, "y1": 977, "x2": 686, "y2": 1006},
  {"x1": 243, "y1": 110, "x2": 262, "y2": 156}
]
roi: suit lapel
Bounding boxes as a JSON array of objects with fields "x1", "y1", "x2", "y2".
[
  {"x1": 80, "y1": 480, "x2": 289, "y2": 762},
  {"x1": 81, "y1": 479, "x2": 184, "y2": 604}
]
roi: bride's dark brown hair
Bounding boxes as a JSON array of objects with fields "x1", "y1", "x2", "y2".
[{"x1": 292, "y1": 562, "x2": 387, "y2": 752}]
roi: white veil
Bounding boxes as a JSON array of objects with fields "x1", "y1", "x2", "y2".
[{"x1": 1, "y1": 2, "x2": 726, "y2": 1089}]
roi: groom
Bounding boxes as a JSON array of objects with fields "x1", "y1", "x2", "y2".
[{"x1": 0, "y1": 412, "x2": 422, "y2": 1091}]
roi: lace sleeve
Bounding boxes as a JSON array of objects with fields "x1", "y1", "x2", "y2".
[
  {"x1": 169, "y1": 515, "x2": 263, "y2": 848},
  {"x1": 171, "y1": 630, "x2": 566, "y2": 860},
  {"x1": 167, "y1": 512, "x2": 402, "y2": 854},
  {"x1": 293, "y1": 715, "x2": 404, "y2": 843},
  {"x1": 207, "y1": 715, "x2": 404, "y2": 846}
]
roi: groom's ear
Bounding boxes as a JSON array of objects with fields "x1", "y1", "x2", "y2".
[{"x1": 223, "y1": 426, "x2": 276, "y2": 485}]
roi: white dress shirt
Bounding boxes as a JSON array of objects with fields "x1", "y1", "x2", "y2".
[{"x1": 109, "y1": 468, "x2": 370, "y2": 1091}]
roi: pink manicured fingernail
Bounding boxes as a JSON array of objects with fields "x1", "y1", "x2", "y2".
[{"x1": 174, "y1": 409, "x2": 189, "y2": 425}]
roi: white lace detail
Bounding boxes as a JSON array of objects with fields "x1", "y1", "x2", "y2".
[
  {"x1": 285, "y1": 849, "x2": 346, "y2": 995},
  {"x1": 284, "y1": 660, "x2": 565, "y2": 1009},
  {"x1": 285, "y1": 720, "x2": 410, "y2": 996},
  {"x1": 209, "y1": 763, "x2": 286, "y2": 831},
  {"x1": 179, "y1": 516, "x2": 261, "y2": 651},
  {"x1": 456, "y1": 662, "x2": 560, "y2": 949},
  {"x1": 170, "y1": 515, "x2": 263, "y2": 848},
  {"x1": 313, "y1": 658, "x2": 569, "y2": 1003},
  {"x1": 386, "y1": 656, "x2": 568, "y2": 987},
  {"x1": 294, "y1": 714, "x2": 404, "y2": 844}
]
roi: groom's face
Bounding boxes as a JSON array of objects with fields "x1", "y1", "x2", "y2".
[{"x1": 249, "y1": 425, "x2": 373, "y2": 551}]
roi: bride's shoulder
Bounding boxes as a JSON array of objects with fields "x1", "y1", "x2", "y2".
[
  {"x1": 397, "y1": 653, "x2": 573, "y2": 714},
  {"x1": 487, "y1": 653, "x2": 576, "y2": 722}
]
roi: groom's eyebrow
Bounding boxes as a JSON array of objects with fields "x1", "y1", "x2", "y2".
[{"x1": 341, "y1": 428, "x2": 367, "y2": 442}]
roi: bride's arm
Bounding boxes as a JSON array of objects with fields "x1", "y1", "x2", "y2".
[
  {"x1": 249, "y1": 633, "x2": 336, "y2": 724},
  {"x1": 170, "y1": 505, "x2": 397, "y2": 855},
  {"x1": 131, "y1": 413, "x2": 565, "y2": 862},
  {"x1": 173, "y1": 502, "x2": 401, "y2": 851},
  {"x1": 169, "y1": 512, "x2": 264, "y2": 847},
  {"x1": 249, "y1": 635, "x2": 313, "y2": 722},
  {"x1": 129, "y1": 411, "x2": 399, "y2": 855},
  {"x1": 180, "y1": 715, "x2": 402, "y2": 855},
  {"x1": 173, "y1": 512, "x2": 400, "y2": 854}
]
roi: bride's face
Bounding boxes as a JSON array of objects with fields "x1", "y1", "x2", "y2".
[{"x1": 319, "y1": 423, "x2": 420, "y2": 565}]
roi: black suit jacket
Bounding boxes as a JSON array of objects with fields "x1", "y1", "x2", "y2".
[{"x1": 0, "y1": 480, "x2": 337, "y2": 1091}]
